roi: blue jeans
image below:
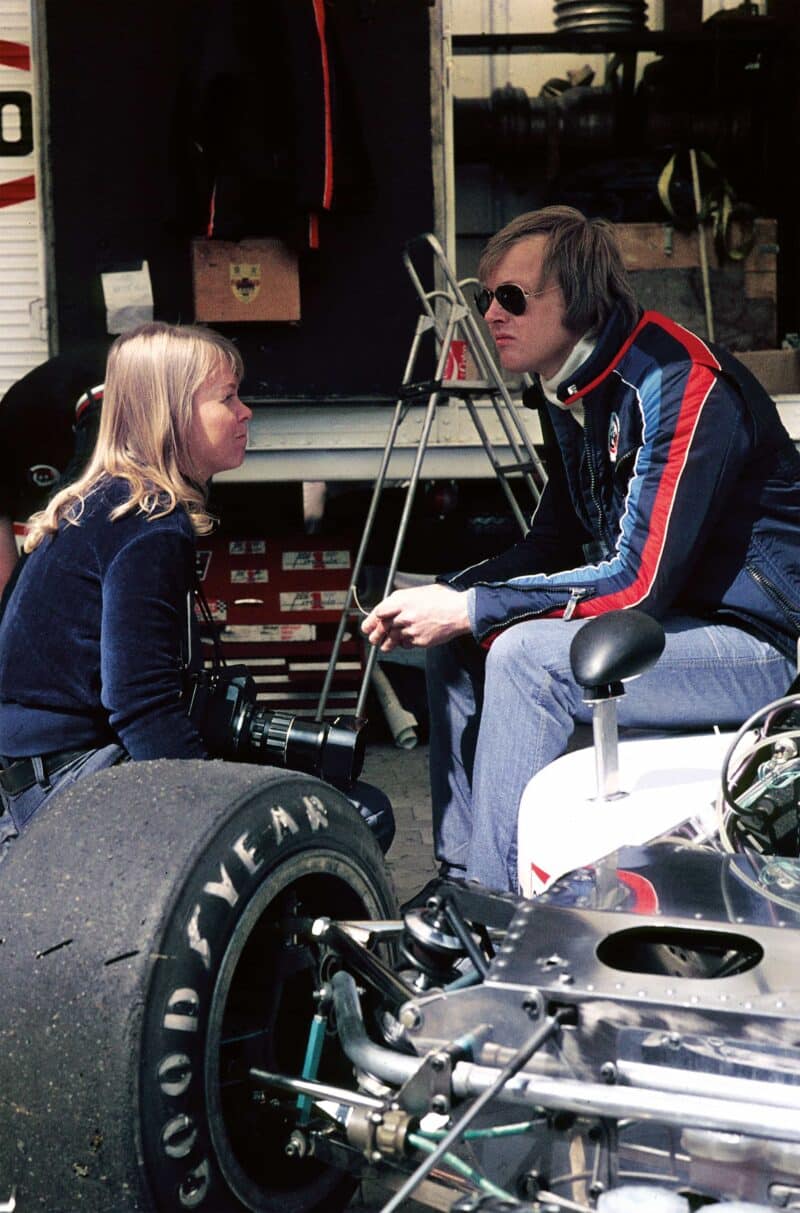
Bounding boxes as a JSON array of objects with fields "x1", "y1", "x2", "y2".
[
  {"x1": 426, "y1": 615, "x2": 796, "y2": 893},
  {"x1": 349, "y1": 780, "x2": 395, "y2": 854},
  {"x1": 0, "y1": 743, "x2": 126, "y2": 865}
]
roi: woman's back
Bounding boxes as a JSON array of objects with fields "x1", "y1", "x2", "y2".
[{"x1": 0, "y1": 476, "x2": 205, "y2": 760}]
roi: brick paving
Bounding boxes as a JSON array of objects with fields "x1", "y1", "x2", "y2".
[{"x1": 360, "y1": 740, "x2": 439, "y2": 908}]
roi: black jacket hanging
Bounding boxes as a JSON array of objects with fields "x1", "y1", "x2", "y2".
[{"x1": 183, "y1": 0, "x2": 372, "y2": 249}]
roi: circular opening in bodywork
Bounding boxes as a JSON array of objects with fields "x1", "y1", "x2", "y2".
[{"x1": 596, "y1": 925, "x2": 763, "y2": 979}]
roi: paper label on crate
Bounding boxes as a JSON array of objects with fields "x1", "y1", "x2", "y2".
[
  {"x1": 281, "y1": 549, "x2": 351, "y2": 571},
  {"x1": 230, "y1": 569, "x2": 269, "y2": 584},
  {"x1": 280, "y1": 590, "x2": 347, "y2": 613},
  {"x1": 221, "y1": 624, "x2": 317, "y2": 643},
  {"x1": 228, "y1": 539, "x2": 267, "y2": 555}
]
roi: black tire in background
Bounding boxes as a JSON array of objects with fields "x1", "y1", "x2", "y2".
[{"x1": 0, "y1": 759, "x2": 398, "y2": 1212}]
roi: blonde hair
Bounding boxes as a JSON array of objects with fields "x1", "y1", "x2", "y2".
[
  {"x1": 24, "y1": 322, "x2": 244, "y2": 552},
  {"x1": 478, "y1": 205, "x2": 639, "y2": 335}
]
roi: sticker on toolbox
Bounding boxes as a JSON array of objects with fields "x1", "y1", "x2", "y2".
[
  {"x1": 229, "y1": 539, "x2": 267, "y2": 554},
  {"x1": 194, "y1": 597, "x2": 227, "y2": 622},
  {"x1": 221, "y1": 624, "x2": 317, "y2": 642},
  {"x1": 281, "y1": 549, "x2": 351, "y2": 571},
  {"x1": 280, "y1": 590, "x2": 347, "y2": 612},
  {"x1": 231, "y1": 569, "x2": 269, "y2": 583}
]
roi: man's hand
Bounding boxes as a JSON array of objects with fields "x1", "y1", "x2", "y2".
[{"x1": 361, "y1": 584, "x2": 471, "y2": 652}]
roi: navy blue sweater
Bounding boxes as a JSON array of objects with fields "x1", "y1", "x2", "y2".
[{"x1": 0, "y1": 477, "x2": 207, "y2": 760}]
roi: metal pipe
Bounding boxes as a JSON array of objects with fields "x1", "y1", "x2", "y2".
[
  {"x1": 312, "y1": 920, "x2": 416, "y2": 1014},
  {"x1": 592, "y1": 697, "x2": 621, "y2": 798},
  {"x1": 250, "y1": 1068, "x2": 384, "y2": 1110},
  {"x1": 441, "y1": 894, "x2": 489, "y2": 978},
  {"x1": 452, "y1": 1063, "x2": 800, "y2": 1144},
  {"x1": 618, "y1": 1059, "x2": 800, "y2": 1111},
  {"x1": 331, "y1": 971, "x2": 420, "y2": 1087}
]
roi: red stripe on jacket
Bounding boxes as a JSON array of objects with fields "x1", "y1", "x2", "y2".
[
  {"x1": 575, "y1": 362, "x2": 716, "y2": 616},
  {"x1": 565, "y1": 311, "x2": 718, "y2": 405},
  {"x1": 555, "y1": 314, "x2": 720, "y2": 618}
]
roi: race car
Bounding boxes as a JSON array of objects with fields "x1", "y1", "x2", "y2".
[{"x1": 1, "y1": 610, "x2": 799, "y2": 1213}]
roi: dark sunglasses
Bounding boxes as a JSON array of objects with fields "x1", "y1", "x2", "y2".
[{"x1": 474, "y1": 281, "x2": 558, "y2": 318}]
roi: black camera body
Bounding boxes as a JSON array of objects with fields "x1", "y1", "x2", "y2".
[{"x1": 185, "y1": 665, "x2": 366, "y2": 789}]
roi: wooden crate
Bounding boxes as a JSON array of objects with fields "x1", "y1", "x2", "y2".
[{"x1": 615, "y1": 219, "x2": 778, "y2": 351}]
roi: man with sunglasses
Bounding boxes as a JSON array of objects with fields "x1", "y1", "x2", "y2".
[{"x1": 362, "y1": 205, "x2": 800, "y2": 894}]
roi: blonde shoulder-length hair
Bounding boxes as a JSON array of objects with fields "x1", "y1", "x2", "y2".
[{"x1": 24, "y1": 321, "x2": 244, "y2": 553}]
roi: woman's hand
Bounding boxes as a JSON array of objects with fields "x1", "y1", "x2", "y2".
[{"x1": 361, "y1": 584, "x2": 471, "y2": 652}]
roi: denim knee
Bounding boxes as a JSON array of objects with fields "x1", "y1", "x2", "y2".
[{"x1": 348, "y1": 780, "x2": 395, "y2": 854}]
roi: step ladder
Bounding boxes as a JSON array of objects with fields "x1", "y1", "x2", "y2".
[{"x1": 315, "y1": 231, "x2": 547, "y2": 723}]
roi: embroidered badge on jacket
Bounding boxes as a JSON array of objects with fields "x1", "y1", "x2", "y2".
[{"x1": 608, "y1": 412, "x2": 620, "y2": 463}]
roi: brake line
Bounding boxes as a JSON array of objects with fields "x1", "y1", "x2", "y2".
[
  {"x1": 406, "y1": 1132, "x2": 515, "y2": 1203},
  {"x1": 418, "y1": 1118, "x2": 543, "y2": 1141}
]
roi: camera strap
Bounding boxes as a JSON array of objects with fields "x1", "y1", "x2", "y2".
[{"x1": 189, "y1": 574, "x2": 227, "y2": 673}]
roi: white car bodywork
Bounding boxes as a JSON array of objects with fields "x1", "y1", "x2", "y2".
[{"x1": 517, "y1": 729, "x2": 735, "y2": 898}]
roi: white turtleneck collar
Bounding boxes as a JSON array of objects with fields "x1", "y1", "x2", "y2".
[{"x1": 539, "y1": 332, "x2": 598, "y2": 427}]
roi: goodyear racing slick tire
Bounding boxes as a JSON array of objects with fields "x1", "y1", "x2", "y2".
[{"x1": 0, "y1": 759, "x2": 398, "y2": 1212}]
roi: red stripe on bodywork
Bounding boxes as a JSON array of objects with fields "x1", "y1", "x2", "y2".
[
  {"x1": 615, "y1": 869, "x2": 659, "y2": 913},
  {"x1": 0, "y1": 175, "x2": 35, "y2": 208},
  {"x1": 312, "y1": 0, "x2": 334, "y2": 210},
  {"x1": 0, "y1": 40, "x2": 30, "y2": 71}
]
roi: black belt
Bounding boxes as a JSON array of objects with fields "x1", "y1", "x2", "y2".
[{"x1": 0, "y1": 749, "x2": 89, "y2": 797}]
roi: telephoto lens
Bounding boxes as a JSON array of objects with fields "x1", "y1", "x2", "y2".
[
  {"x1": 245, "y1": 709, "x2": 367, "y2": 789},
  {"x1": 185, "y1": 665, "x2": 366, "y2": 789}
]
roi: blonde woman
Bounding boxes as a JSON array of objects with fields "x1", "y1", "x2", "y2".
[{"x1": 0, "y1": 322, "x2": 252, "y2": 854}]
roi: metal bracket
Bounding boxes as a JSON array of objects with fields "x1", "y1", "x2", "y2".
[{"x1": 395, "y1": 1046, "x2": 454, "y2": 1117}]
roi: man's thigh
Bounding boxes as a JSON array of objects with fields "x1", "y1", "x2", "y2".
[
  {"x1": 616, "y1": 616, "x2": 795, "y2": 731},
  {"x1": 483, "y1": 612, "x2": 794, "y2": 734}
]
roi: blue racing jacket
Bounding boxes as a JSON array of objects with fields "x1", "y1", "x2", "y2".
[{"x1": 446, "y1": 304, "x2": 800, "y2": 659}]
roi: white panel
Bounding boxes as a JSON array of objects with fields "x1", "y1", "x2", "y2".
[{"x1": 0, "y1": 0, "x2": 49, "y2": 399}]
